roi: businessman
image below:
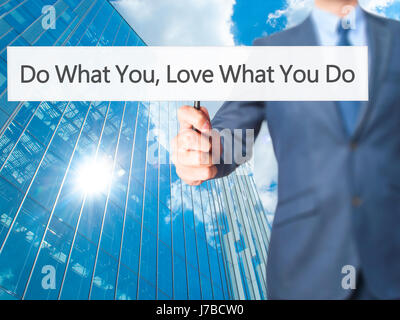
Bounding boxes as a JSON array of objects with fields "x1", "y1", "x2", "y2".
[{"x1": 171, "y1": 0, "x2": 400, "y2": 299}]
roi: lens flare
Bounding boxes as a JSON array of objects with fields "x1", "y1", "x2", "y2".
[{"x1": 76, "y1": 157, "x2": 113, "y2": 194}]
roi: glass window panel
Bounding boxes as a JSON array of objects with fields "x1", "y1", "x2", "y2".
[
  {"x1": 184, "y1": 224, "x2": 199, "y2": 271},
  {"x1": 108, "y1": 161, "x2": 129, "y2": 210},
  {"x1": 197, "y1": 239, "x2": 212, "y2": 291},
  {"x1": 138, "y1": 276, "x2": 155, "y2": 300},
  {"x1": 13, "y1": 101, "x2": 40, "y2": 128},
  {"x1": 97, "y1": 11, "x2": 120, "y2": 46},
  {"x1": 200, "y1": 274, "x2": 213, "y2": 300},
  {"x1": 170, "y1": 178, "x2": 181, "y2": 216},
  {"x1": 157, "y1": 241, "x2": 172, "y2": 298},
  {"x1": 0, "y1": 131, "x2": 45, "y2": 193},
  {"x1": 98, "y1": 102, "x2": 123, "y2": 157},
  {"x1": 134, "y1": 103, "x2": 149, "y2": 153},
  {"x1": 48, "y1": 103, "x2": 89, "y2": 162},
  {"x1": 59, "y1": 234, "x2": 96, "y2": 300},
  {"x1": 131, "y1": 148, "x2": 145, "y2": 186},
  {"x1": 28, "y1": 151, "x2": 68, "y2": 211},
  {"x1": 158, "y1": 289, "x2": 171, "y2": 300},
  {"x1": 139, "y1": 229, "x2": 156, "y2": 285},
  {"x1": 20, "y1": 0, "x2": 68, "y2": 45},
  {"x1": 137, "y1": 39, "x2": 146, "y2": 46},
  {"x1": 0, "y1": 287, "x2": 17, "y2": 300},
  {"x1": 159, "y1": 164, "x2": 170, "y2": 208},
  {"x1": 173, "y1": 254, "x2": 187, "y2": 300},
  {"x1": 172, "y1": 209, "x2": 185, "y2": 258},
  {"x1": 142, "y1": 190, "x2": 157, "y2": 233},
  {"x1": 240, "y1": 260, "x2": 252, "y2": 300},
  {"x1": 126, "y1": 175, "x2": 143, "y2": 221},
  {"x1": 55, "y1": 11, "x2": 80, "y2": 46},
  {"x1": 49, "y1": 171, "x2": 85, "y2": 228},
  {"x1": 32, "y1": 3, "x2": 75, "y2": 46},
  {"x1": 181, "y1": 183, "x2": 194, "y2": 228},
  {"x1": 145, "y1": 159, "x2": 158, "y2": 202},
  {"x1": 0, "y1": 93, "x2": 20, "y2": 118},
  {"x1": 3, "y1": 1, "x2": 42, "y2": 34},
  {"x1": 126, "y1": 30, "x2": 139, "y2": 46},
  {"x1": 0, "y1": 120, "x2": 23, "y2": 169},
  {"x1": 0, "y1": 59, "x2": 7, "y2": 94},
  {"x1": 65, "y1": 0, "x2": 104, "y2": 46},
  {"x1": 77, "y1": 193, "x2": 107, "y2": 244},
  {"x1": 158, "y1": 203, "x2": 171, "y2": 247},
  {"x1": 116, "y1": 265, "x2": 137, "y2": 300},
  {"x1": 0, "y1": 28, "x2": 18, "y2": 52},
  {"x1": 78, "y1": 2, "x2": 112, "y2": 46},
  {"x1": 26, "y1": 102, "x2": 66, "y2": 146},
  {"x1": 0, "y1": 177, "x2": 24, "y2": 245},
  {"x1": 113, "y1": 21, "x2": 129, "y2": 46},
  {"x1": 120, "y1": 215, "x2": 141, "y2": 274},
  {"x1": 90, "y1": 250, "x2": 117, "y2": 300},
  {"x1": 208, "y1": 246, "x2": 223, "y2": 293},
  {"x1": 0, "y1": 107, "x2": 8, "y2": 129},
  {"x1": 200, "y1": 186, "x2": 223, "y2": 290},
  {"x1": 70, "y1": 104, "x2": 106, "y2": 164},
  {"x1": 0, "y1": 34, "x2": 29, "y2": 61},
  {"x1": 115, "y1": 101, "x2": 137, "y2": 171},
  {"x1": 187, "y1": 265, "x2": 201, "y2": 300},
  {"x1": 0, "y1": 18, "x2": 12, "y2": 37},
  {"x1": 0, "y1": 198, "x2": 48, "y2": 297},
  {"x1": 99, "y1": 201, "x2": 123, "y2": 258},
  {"x1": 24, "y1": 215, "x2": 75, "y2": 300}
]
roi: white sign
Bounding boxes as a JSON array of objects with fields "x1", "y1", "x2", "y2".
[{"x1": 7, "y1": 46, "x2": 368, "y2": 101}]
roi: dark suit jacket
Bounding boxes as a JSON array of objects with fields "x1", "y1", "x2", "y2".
[{"x1": 211, "y1": 10, "x2": 400, "y2": 299}]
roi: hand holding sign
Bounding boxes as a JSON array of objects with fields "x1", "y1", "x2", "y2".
[{"x1": 171, "y1": 105, "x2": 221, "y2": 186}]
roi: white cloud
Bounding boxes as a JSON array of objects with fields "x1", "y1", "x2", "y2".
[
  {"x1": 360, "y1": 0, "x2": 400, "y2": 19},
  {"x1": 168, "y1": 180, "x2": 218, "y2": 248},
  {"x1": 266, "y1": 0, "x2": 313, "y2": 29},
  {"x1": 0, "y1": 268, "x2": 13, "y2": 286},
  {"x1": 111, "y1": 0, "x2": 235, "y2": 46},
  {"x1": 360, "y1": 0, "x2": 395, "y2": 11}
]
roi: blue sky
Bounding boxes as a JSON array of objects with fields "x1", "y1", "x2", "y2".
[{"x1": 231, "y1": 0, "x2": 287, "y2": 45}]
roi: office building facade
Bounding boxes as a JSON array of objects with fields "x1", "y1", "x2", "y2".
[{"x1": 0, "y1": 0, "x2": 270, "y2": 300}]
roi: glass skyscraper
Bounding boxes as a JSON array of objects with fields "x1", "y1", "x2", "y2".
[{"x1": 0, "y1": 0, "x2": 271, "y2": 300}]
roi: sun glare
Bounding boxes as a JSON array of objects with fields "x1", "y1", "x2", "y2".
[{"x1": 76, "y1": 157, "x2": 113, "y2": 194}]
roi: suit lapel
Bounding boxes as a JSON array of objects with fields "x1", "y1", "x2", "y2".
[
  {"x1": 298, "y1": 16, "x2": 347, "y2": 138},
  {"x1": 286, "y1": 13, "x2": 391, "y2": 140},
  {"x1": 295, "y1": 16, "x2": 319, "y2": 46}
]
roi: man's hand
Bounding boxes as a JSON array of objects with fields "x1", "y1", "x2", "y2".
[{"x1": 171, "y1": 105, "x2": 221, "y2": 186}]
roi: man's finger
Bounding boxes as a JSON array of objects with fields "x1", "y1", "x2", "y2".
[
  {"x1": 176, "y1": 165, "x2": 217, "y2": 182},
  {"x1": 177, "y1": 105, "x2": 211, "y2": 131},
  {"x1": 182, "y1": 179, "x2": 202, "y2": 186},
  {"x1": 174, "y1": 128, "x2": 211, "y2": 152},
  {"x1": 172, "y1": 149, "x2": 213, "y2": 167}
]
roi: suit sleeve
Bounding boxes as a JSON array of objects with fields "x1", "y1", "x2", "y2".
[
  {"x1": 211, "y1": 100, "x2": 266, "y2": 178},
  {"x1": 210, "y1": 37, "x2": 269, "y2": 179}
]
